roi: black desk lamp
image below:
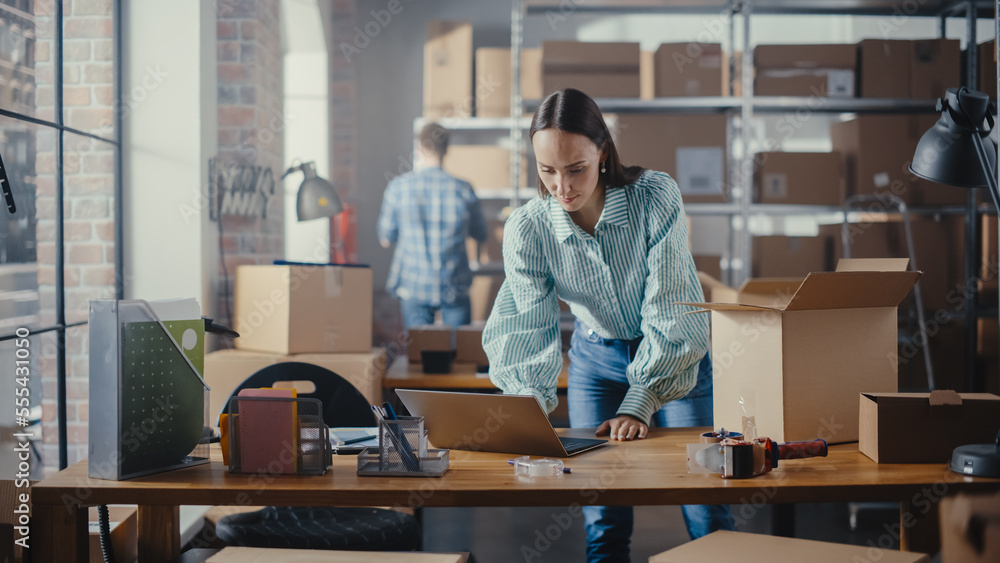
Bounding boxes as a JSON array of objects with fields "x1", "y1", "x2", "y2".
[{"x1": 910, "y1": 87, "x2": 1000, "y2": 478}]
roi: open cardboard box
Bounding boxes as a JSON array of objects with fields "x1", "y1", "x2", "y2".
[
  {"x1": 650, "y1": 530, "x2": 928, "y2": 562},
  {"x1": 860, "y1": 390, "x2": 1000, "y2": 463},
  {"x1": 683, "y1": 258, "x2": 918, "y2": 443}
]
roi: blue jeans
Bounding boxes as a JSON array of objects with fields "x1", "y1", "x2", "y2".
[
  {"x1": 567, "y1": 321, "x2": 735, "y2": 562},
  {"x1": 400, "y1": 294, "x2": 471, "y2": 330}
]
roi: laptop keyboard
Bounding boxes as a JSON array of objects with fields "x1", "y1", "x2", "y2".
[{"x1": 559, "y1": 437, "x2": 607, "y2": 454}]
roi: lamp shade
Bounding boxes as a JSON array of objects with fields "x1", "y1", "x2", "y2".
[
  {"x1": 294, "y1": 162, "x2": 342, "y2": 221},
  {"x1": 910, "y1": 88, "x2": 997, "y2": 189}
]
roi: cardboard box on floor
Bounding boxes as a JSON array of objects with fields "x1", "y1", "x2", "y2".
[
  {"x1": 407, "y1": 325, "x2": 453, "y2": 363},
  {"x1": 830, "y1": 114, "x2": 967, "y2": 206},
  {"x1": 88, "y1": 506, "x2": 137, "y2": 563},
  {"x1": 204, "y1": 348, "x2": 388, "y2": 420},
  {"x1": 858, "y1": 39, "x2": 960, "y2": 99},
  {"x1": 686, "y1": 258, "x2": 918, "y2": 443},
  {"x1": 754, "y1": 152, "x2": 844, "y2": 205},
  {"x1": 424, "y1": 21, "x2": 473, "y2": 119},
  {"x1": 940, "y1": 493, "x2": 1000, "y2": 563},
  {"x1": 613, "y1": 113, "x2": 727, "y2": 203},
  {"x1": 444, "y1": 145, "x2": 527, "y2": 191},
  {"x1": 475, "y1": 47, "x2": 541, "y2": 117},
  {"x1": 752, "y1": 235, "x2": 831, "y2": 278},
  {"x1": 541, "y1": 41, "x2": 641, "y2": 98},
  {"x1": 654, "y1": 43, "x2": 724, "y2": 97},
  {"x1": 649, "y1": 530, "x2": 929, "y2": 563},
  {"x1": 234, "y1": 264, "x2": 373, "y2": 355},
  {"x1": 859, "y1": 390, "x2": 1000, "y2": 463}
]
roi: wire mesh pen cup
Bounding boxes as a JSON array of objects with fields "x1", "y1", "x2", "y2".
[{"x1": 357, "y1": 416, "x2": 449, "y2": 477}]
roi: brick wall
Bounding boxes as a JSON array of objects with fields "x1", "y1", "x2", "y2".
[
  {"x1": 35, "y1": 0, "x2": 116, "y2": 469},
  {"x1": 215, "y1": 0, "x2": 284, "y2": 328}
]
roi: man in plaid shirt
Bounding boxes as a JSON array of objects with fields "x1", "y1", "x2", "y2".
[{"x1": 378, "y1": 123, "x2": 488, "y2": 329}]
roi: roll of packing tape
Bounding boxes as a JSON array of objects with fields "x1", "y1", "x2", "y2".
[
  {"x1": 700, "y1": 430, "x2": 743, "y2": 443},
  {"x1": 512, "y1": 456, "x2": 566, "y2": 478}
]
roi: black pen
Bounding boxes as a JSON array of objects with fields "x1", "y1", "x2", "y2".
[{"x1": 338, "y1": 434, "x2": 377, "y2": 446}]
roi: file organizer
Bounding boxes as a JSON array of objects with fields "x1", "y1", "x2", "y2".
[
  {"x1": 357, "y1": 416, "x2": 449, "y2": 477},
  {"x1": 227, "y1": 396, "x2": 332, "y2": 475},
  {"x1": 88, "y1": 300, "x2": 211, "y2": 480}
]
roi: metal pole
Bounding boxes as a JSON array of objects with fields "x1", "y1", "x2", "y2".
[
  {"x1": 55, "y1": 0, "x2": 68, "y2": 470},
  {"x1": 510, "y1": 0, "x2": 524, "y2": 209},
  {"x1": 114, "y1": 0, "x2": 124, "y2": 300},
  {"x1": 738, "y1": 0, "x2": 753, "y2": 285}
]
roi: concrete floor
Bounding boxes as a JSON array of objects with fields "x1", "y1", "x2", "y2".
[{"x1": 422, "y1": 502, "x2": 910, "y2": 562}]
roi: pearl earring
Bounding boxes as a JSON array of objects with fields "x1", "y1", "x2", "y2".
[{"x1": 600, "y1": 162, "x2": 606, "y2": 174}]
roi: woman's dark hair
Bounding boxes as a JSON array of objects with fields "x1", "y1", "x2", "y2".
[{"x1": 529, "y1": 88, "x2": 645, "y2": 197}]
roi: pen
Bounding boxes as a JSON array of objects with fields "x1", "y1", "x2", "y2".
[
  {"x1": 337, "y1": 434, "x2": 377, "y2": 446},
  {"x1": 507, "y1": 459, "x2": 572, "y2": 473}
]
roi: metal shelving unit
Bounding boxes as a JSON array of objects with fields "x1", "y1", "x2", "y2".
[{"x1": 508, "y1": 0, "x2": 997, "y2": 390}]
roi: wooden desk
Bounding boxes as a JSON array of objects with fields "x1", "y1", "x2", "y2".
[
  {"x1": 383, "y1": 355, "x2": 569, "y2": 390},
  {"x1": 33, "y1": 428, "x2": 1000, "y2": 562}
]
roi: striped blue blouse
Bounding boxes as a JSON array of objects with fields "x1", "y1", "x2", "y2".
[{"x1": 482, "y1": 170, "x2": 709, "y2": 424}]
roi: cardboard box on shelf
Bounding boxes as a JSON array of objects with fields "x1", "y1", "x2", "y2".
[
  {"x1": 983, "y1": 214, "x2": 998, "y2": 282},
  {"x1": 470, "y1": 273, "x2": 504, "y2": 322},
  {"x1": 474, "y1": 47, "x2": 541, "y2": 117},
  {"x1": 654, "y1": 43, "x2": 724, "y2": 97},
  {"x1": 911, "y1": 38, "x2": 960, "y2": 100},
  {"x1": 688, "y1": 259, "x2": 919, "y2": 443},
  {"x1": 940, "y1": 493, "x2": 1000, "y2": 563},
  {"x1": 424, "y1": 21, "x2": 473, "y2": 119},
  {"x1": 407, "y1": 325, "x2": 453, "y2": 363},
  {"x1": 829, "y1": 215, "x2": 963, "y2": 311},
  {"x1": 752, "y1": 235, "x2": 830, "y2": 278},
  {"x1": 455, "y1": 323, "x2": 488, "y2": 365},
  {"x1": 692, "y1": 255, "x2": 722, "y2": 281},
  {"x1": 979, "y1": 39, "x2": 997, "y2": 98},
  {"x1": 443, "y1": 145, "x2": 527, "y2": 191},
  {"x1": 640, "y1": 50, "x2": 654, "y2": 100},
  {"x1": 613, "y1": 113, "x2": 727, "y2": 203},
  {"x1": 204, "y1": 348, "x2": 388, "y2": 419},
  {"x1": 88, "y1": 506, "x2": 138, "y2": 563},
  {"x1": 859, "y1": 390, "x2": 1000, "y2": 463},
  {"x1": 830, "y1": 113, "x2": 966, "y2": 206},
  {"x1": 649, "y1": 530, "x2": 928, "y2": 563},
  {"x1": 467, "y1": 216, "x2": 505, "y2": 265},
  {"x1": 541, "y1": 41, "x2": 641, "y2": 98},
  {"x1": 754, "y1": 152, "x2": 844, "y2": 205},
  {"x1": 753, "y1": 44, "x2": 855, "y2": 98},
  {"x1": 859, "y1": 38, "x2": 959, "y2": 99},
  {"x1": 234, "y1": 264, "x2": 373, "y2": 356}
]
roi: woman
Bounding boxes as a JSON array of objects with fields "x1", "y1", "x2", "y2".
[{"x1": 482, "y1": 88, "x2": 734, "y2": 562}]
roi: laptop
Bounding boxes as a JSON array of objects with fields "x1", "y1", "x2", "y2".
[{"x1": 395, "y1": 389, "x2": 607, "y2": 457}]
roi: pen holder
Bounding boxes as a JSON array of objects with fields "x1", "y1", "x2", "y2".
[{"x1": 357, "y1": 416, "x2": 449, "y2": 477}]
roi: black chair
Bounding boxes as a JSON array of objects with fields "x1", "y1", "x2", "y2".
[{"x1": 214, "y1": 362, "x2": 421, "y2": 551}]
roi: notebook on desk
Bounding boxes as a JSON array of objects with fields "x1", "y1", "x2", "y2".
[{"x1": 395, "y1": 389, "x2": 607, "y2": 457}]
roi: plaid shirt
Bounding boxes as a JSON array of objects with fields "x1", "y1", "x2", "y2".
[{"x1": 378, "y1": 167, "x2": 487, "y2": 305}]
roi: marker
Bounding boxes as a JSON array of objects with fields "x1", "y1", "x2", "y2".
[
  {"x1": 337, "y1": 434, "x2": 377, "y2": 446},
  {"x1": 507, "y1": 459, "x2": 572, "y2": 473}
]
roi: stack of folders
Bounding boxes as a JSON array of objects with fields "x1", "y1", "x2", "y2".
[{"x1": 235, "y1": 388, "x2": 298, "y2": 473}]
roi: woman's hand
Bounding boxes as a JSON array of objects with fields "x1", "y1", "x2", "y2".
[{"x1": 596, "y1": 415, "x2": 647, "y2": 441}]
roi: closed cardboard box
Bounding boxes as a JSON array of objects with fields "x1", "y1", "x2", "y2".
[
  {"x1": 754, "y1": 152, "x2": 844, "y2": 204},
  {"x1": 542, "y1": 41, "x2": 641, "y2": 98},
  {"x1": 407, "y1": 325, "x2": 452, "y2": 363},
  {"x1": 455, "y1": 322, "x2": 488, "y2": 365},
  {"x1": 204, "y1": 348, "x2": 388, "y2": 420},
  {"x1": 830, "y1": 114, "x2": 966, "y2": 205},
  {"x1": 424, "y1": 21, "x2": 473, "y2": 119},
  {"x1": 858, "y1": 39, "x2": 912, "y2": 98},
  {"x1": 474, "y1": 47, "x2": 541, "y2": 117},
  {"x1": 654, "y1": 43, "x2": 724, "y2": 97},
  {"x1": 754, "y1": 44, "x2": 856, "y2": 69},
  {"x1": 444, "y1": 145, "x2": 527, "y2": 191},
  {"x1": 979, "y1": 39, "x2": 997, "y2": 98},
  {"x1": 614, "y1": 113, "x2": 727, "y2": 203},
  {"x1": 690, "y1": 259, "x2": 918, "y2": 443},
  {"x1": 859, "y1": 390, "x2": 1000, "y2": 463},
  {"x1": 234, "y1": 264, "x2": 373, "y2": 355},
  {"x1": 752, "y1": 236, "x2": 830, "y2": 278},
  {"x1": 650, "y1": 530, "x2": 928, "y2": 563},
  {"x1": 911, "y1": 39, "x2": 960, "y2": 100},
  {"x1": 753, "y1": 43, "x2": 855, "y2": 97},
  {"x1": 941, "y1": 494, "x2": 1000, "y2": 563}
]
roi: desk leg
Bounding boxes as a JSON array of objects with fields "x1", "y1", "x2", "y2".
[
  {"x1": 899, "y1": 499, "x2": 940, "y2": 554},
  {"x1": 771, "y1": 504, "x2": 795, "y2": 537},
  {"x1": 32, "y1": 503, "x2": 87, "y2": 562},
  {"x1": 138, "y1": 505, "x2": 180, "y2": 563}
]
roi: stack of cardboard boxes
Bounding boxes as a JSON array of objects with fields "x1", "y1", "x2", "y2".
[{"x1": 202, "y1": 264, "x2": 386, "y2": 423}]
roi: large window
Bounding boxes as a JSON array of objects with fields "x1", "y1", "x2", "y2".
[{"x1": 0, "y1": 0, "x2": 120, "y2": 473}]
